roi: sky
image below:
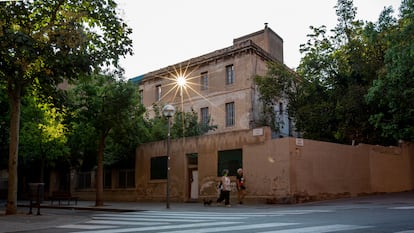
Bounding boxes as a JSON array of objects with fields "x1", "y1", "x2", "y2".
[{"x1": 116, "y1": 0, "x2": 402, "y2": 79}]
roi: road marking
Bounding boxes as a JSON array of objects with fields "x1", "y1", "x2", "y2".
[
  {"x1": 93, "y1": 216, "x2": 209, "y2": 222},
  {"x1": 257, "y1": 224, "x2": 372, "y2": 233},
  {"x1": 95, "y1": 213, "x2": 246, "y2": 220},
  {"x1": 60, "y1": 209, "x2": 360, "y2": 233},
  {"x1": 58, "y1": 224, "x2": 117, "y2": 230},
  {"x1": 117, "y1": 209, "x2": 332, "y2": 217},
  {"x1": 86, "y1": 220, "x2": 169, "y2": 225},
  {"x1": 390, "y1": 206, "x2": 414, "y2": 210},
  {"x1": 159, "y1": 223, "x2": 299, "y2": 233},
  {"x1": 71, "y1": 221, "x2": 240, "y2": 233},
  {"x1": 263, "y1": 210, "x2": 332, "y2": 215},
  {"x1": 141, "y1": 210, "x2": 333, "y2": 215}
]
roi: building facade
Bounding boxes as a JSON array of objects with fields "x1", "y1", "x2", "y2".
[{"x1": 130, "y1": 25, "x2": 291, "y2": 136}]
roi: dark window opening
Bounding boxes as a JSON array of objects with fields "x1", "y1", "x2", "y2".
[
  {"x1": 217, "y1": 149, "x2": 242, "y2": 176},
  {"x1": 150, "y1": 156, "x2": 167, "y2": 179},
  {"x1": 118, "y1": 169, "x2": 135, "y2": 188}
]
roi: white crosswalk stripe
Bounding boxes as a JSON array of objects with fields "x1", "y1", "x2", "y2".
[
  {"x1": 68, "y1": 221, "x2": 241, "y2": 233},
  {"x1": 389, "y1": 206, "x2": 414, "y2": 210},
  {"x1": 159, "y1": 223, "x2": 300, "y2": 233},
  {"x1": 257, "y1": 224, "x2": 372, "y2": 233},
  {"x1": 57, "y1": 209, "x2": 373, "y2": 233}
]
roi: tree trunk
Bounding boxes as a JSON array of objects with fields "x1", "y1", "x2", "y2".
[
  {"x1": 6, "y1": 84, "x2": 22, "y2": 215},
  {"x1": 40, "y1": 157, "x2": 45, "y2": 183},
  {"x1": 95, "y1": 132, "x2": 106, "y2": 206}
]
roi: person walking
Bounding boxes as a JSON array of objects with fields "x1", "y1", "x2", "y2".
[
  {"x1": 216, "y1": 169, "x2": 231, "y2": 207},
  {"x1": 236, "y1": 168, "x2": 246, "y2": 204}
]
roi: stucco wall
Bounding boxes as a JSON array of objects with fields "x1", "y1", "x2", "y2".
[
  {"x1": 288, "y1": 139, "x2": 414, "y2": 202},
  {"x1": 135, "y1": 127, "x2": 272, "y2": 202},
  {"x1": 243, "y1": 137, "x2": 291, "y2": 201},
  {"x1": 369, "y1": 143, "x2": 413, "y2": 192},
  {"x1": 134, "y1": 129, "x2": 413, "y2": 203},
  {"x1": 72, "y1": 127, "x2": 414, "y2": 203},
  {"x1": 289, "y1": 140, "x2": 371, "y2": 201}
]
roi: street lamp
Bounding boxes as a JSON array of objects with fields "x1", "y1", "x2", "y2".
[{"x1": 162, "y1": 104, "x2": 175, "y2": 209}]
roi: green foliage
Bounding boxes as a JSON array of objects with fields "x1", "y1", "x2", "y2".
[
  {"x1": 0, "y1": 0, "x2": 133, "y2": 95},
  {"x1": 104, "y1": 105, "x2": 148, "y2": 167},
  {"x1": 255, "y1": 61, "x2": 300, "y2": 132},
  {"x1": 19, "y1": 93, "x2": 69, "y2": 169},
  {"x1": 296, "y1": 0, "x2": 399, "y2": 144},
  {"x1": 67, "y1": 73, "x2": 144, "y2": 206},
  {"x1": 66, "y1": 120, "x2": 98, "y2": 169},
  {"x1": 171, "y1": 108, "x2": 217, "y2": 138},
  {"x1": 140, "y1": 103, "x2": 169, "y2": 142},
  {"x1": 256, "y1": 0, "x2": 413, "y2": 145},
  {"x1": 67, "y1": 74, "x2": 145, "y2": 168},
  {"x1": 366, "y1": 0, "x2": 414, "y2": 142},
  {"x1": 142, "y1": 104, "x2": 217, "y2": 142},
  {"x1": 0, "y1": 0, "x2": 133, "y2": 212}
]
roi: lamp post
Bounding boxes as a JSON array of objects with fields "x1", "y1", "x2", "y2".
[{"x1": 162, "y1": 104, "x2": 175, "y2": 209}]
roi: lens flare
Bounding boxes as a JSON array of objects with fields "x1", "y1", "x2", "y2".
[
  {"x1": 156, "y1": 62, "x2": 215, "y2": 107},
  {"x1": 152, "y1": 61, "x2": 220, "y2": 139},
  {"x1": 177, "y1": 76, "x2": 187, "y2": 87}
]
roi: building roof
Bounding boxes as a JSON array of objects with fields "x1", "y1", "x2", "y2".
[
  {"x1": 131, "y1": 25, "x2": 283, "y2": 80},
  {"x1": 129, "y1": 74, "x2": 144, "y2": 84}
]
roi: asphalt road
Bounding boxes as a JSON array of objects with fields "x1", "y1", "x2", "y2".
[{"x1": 7, "y1": 191, "x2": 414, "y2": 233}]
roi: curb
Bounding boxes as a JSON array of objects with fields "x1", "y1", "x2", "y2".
[{"x1": 17, "y1": 204, "x2": 139, "y2": 212}]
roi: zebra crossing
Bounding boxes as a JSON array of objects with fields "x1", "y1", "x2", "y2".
[{"x1": 57, "y1": 209, "x2": 374, "y2": 233}]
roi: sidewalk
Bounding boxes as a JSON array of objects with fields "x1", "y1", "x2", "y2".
[{"x1": 18, "y1": 199, "x2": 219, "y2": 212}]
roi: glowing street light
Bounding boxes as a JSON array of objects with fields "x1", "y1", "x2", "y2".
[
  {"x1": 176, "y1": 75, "x2": 187, "y2": 87},
  {"x1": 162, "y1": 104, "x2": 175, "y2": 209}
]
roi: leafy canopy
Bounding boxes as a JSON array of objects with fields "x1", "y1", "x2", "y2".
[{"x1": 256, "y1": 0, "x2": 413, "y2": 145}]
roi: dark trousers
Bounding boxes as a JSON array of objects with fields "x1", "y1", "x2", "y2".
[{"x1": 217, "y1": 190, "x2": 230, "y2": 205}]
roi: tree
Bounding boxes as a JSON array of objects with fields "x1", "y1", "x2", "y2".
[
  {"x1": 19, "y1": 92, "x2": 69, "y2": 183},
  {"x1": 0, "y1": 1, "x2": 132, "y2": 214},
  {"x1": 171, "y1": 108, "x2": 217, "y2": 138},
  {"x1": 297, "y1": 0, "x2": 374, "y2": 143},
  {"x1": 142, "y1": 104, "x2": 217, "y2": 142},
  {"x1": 366, "y1": 0, "x2": 414, "y2": 142},
  {"x1": 68, "y1": 74, "x2": 143, "y2": 206},
  {"x1": 256, "y1": 0, "x2": 402, "y2": 145},
  {"x1": 255, "y1": 61, "x2": 301, "y2": 133}
]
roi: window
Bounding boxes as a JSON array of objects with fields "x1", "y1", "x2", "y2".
[
  {"x1": 155, "y1": 85, "x2": 162, "y2": 101},
  {"x1": 200, "y1": 107, "x2": 209, "y2": 126},
  {"x1": 104, "y1": 170, "x2": 112, "y2": 189},
  {"x1": 187, "y1": 153, "x2": 198, "y2": 166},
  {"x1": 200, "y1": 72, "x2": 208, "y2": 90},
  {"x1": 150, "y1": 156, "x2": 167, "y2": 179},
  {"x1": 139, "y1": 89, "x2": 144, "y2": 104},
  {"x1": 77, "y1": 171, "x2": 92, "y2": 189},
  {"x1": 226, "y1": 65, "x2": 234, "y2": 85},
  {"x1": 217, "y1": 149, "x2": 242, "y2": 176},
  {"x1": 279, "y1": 102, "x2": 283, "y2": 115},
  {"x1": 118, "y1": 169, "x2": 135, "y2": 188},
  {"x1": 225, "y1": 102, "x2": 235, "y2": 127}
]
